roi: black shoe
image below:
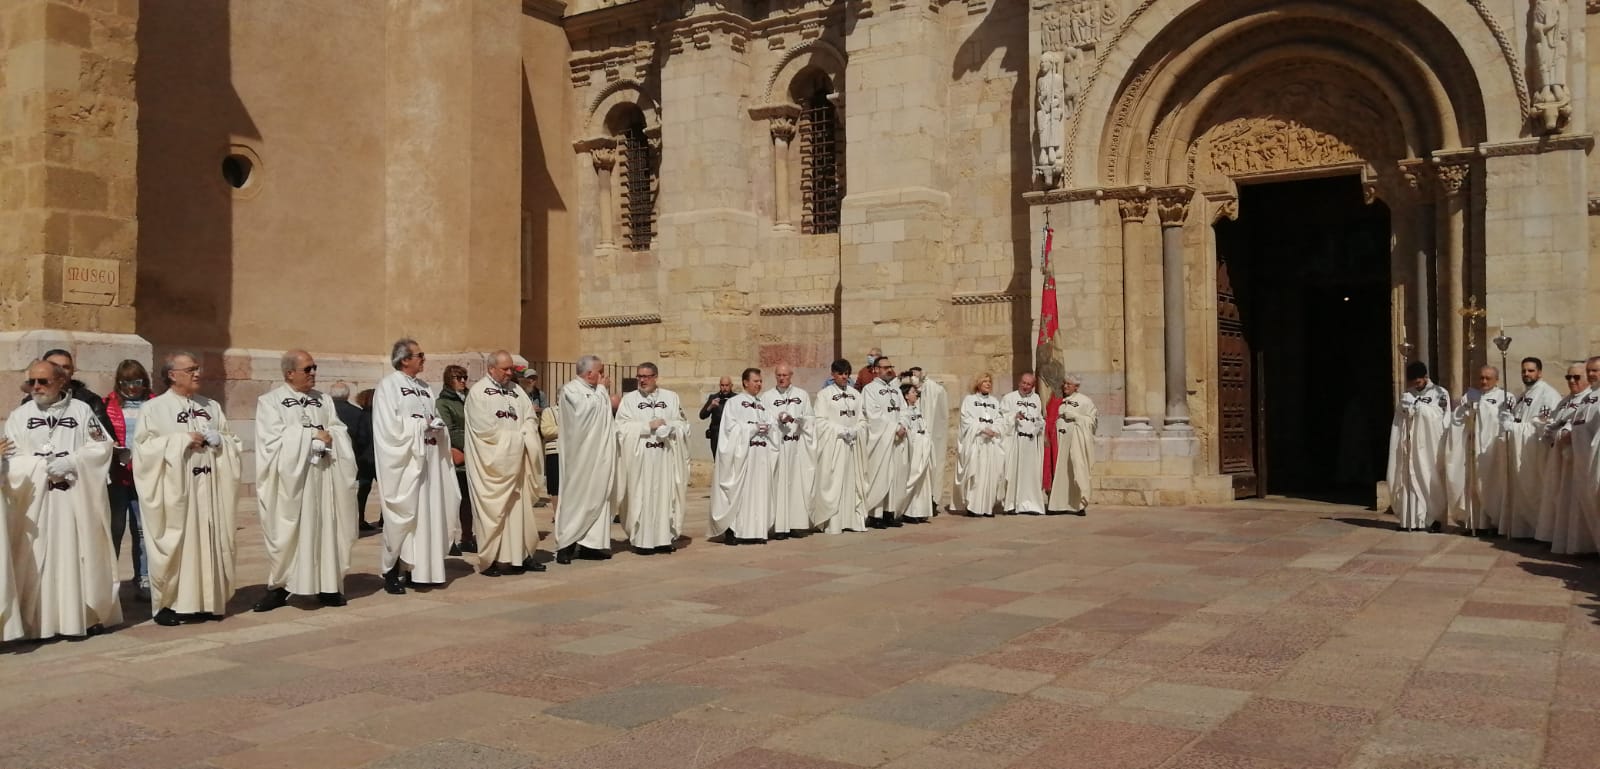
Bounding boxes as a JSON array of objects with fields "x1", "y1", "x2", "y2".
[
  {"x1": 383, "y1": 565, "x2": 407, "y2": 595},
  {"x1": 1074, "y1": 508, "x2": 1088, "y2": 517},
  {"x1": 449, "y1": 544, "x2": 462, "y2": 557},
  {"x1": 654, "y1": 545, "x2": 675, "y2": 554},
  {"x1": 86, "y1": 623, "x2": 106, "y2": 637},
  {"x1": 184, "y1": 612, "x2": 219, "y2": 623},
  {"x1": 317, "y1": 592, "x2": 347, "y2": 607},
  {"x1": 459, "y1": 539, "x2": 479, "y2": 554},
  {"x1": 556, "y1": 544, "x2": 576, "y2": 564},
  {"x1": 723, "y1": 534, "x2": 741, "y2": 545},
  {"x1": 866, "y1": 518, "x2": 883, "y2": 529},
  {"x1": 253, "y1": 587, "x2": 290, "y2": 613},
  {"x1": 522, "y1": 556, "x2": 547, "y2": 572},
  {"x1": 153, "y1": 608, "x2": 180, "y2": 626},
  {"x1": 1428, "y1": 521, "x2": 1443, "y2": 534},
  {"x1": 577, "y1": 546, "x2": 612, "y2": 560},
  {"x1": 359, "y1": 519, "x2": 377, "y2": 532},
  {"x1": 482, "y1": 564, "x2": 503, "y2": 577},
  {"x1": 772, "y1": 532, "x2": 790, "y2": 540},
  {"x1": 884, "y1": 516, "x2": 903, "y2": 528}
]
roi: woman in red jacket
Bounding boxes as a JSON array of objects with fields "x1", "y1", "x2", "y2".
[{"x1": 104, "y1": 359, "x2": 151, "y2": 600}]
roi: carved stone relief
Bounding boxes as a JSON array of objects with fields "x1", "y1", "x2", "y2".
[
  {"x1": 1034, "y1": 48, "x2": 1079, "y2": 188},
  {"x1": 1529, "y1": 0, "x2": 1572, "y2": 133}
]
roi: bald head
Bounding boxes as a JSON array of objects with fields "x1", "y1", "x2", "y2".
[
  {"x1": 488, "y1": 350, "x2": 516, "y2": 384},
  {"x1": 775, "y1": 363, "x2": 793, "y2": 390},
  {"x1": 1477, "y1": 366, "x2": 1499, "y2": 392},
  {"x1": 282, "y1": 349, "x2": 318, "y2": 393}
]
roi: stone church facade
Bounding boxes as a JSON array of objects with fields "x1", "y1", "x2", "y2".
[{"x1": 2, "y1": 0, "x2": 1598, "y2": 503}]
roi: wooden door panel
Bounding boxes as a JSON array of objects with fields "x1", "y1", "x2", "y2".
[{"x1": 1217, "y1": 255, "x2": 1257, "y2": 497}]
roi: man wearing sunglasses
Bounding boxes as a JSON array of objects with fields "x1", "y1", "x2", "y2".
[
  {"x1": 252, "y1": 351, "x2": 358, "y2": 612},
  {"x1": 1499, "y1": 357, "x2": 1563, "y2": 540},
  {"x1": 2, "y1": 359, "x2": 121, "y2": 639},
  {"x1": 1539, "y1": 363, "x2": 1589, "y2": 552},
  {"x1": 373, "y1": 339, "x2": 459, "y2": 594},
  {"x1": 17, "y1": 349, "x2": 114, "y2": 438}
]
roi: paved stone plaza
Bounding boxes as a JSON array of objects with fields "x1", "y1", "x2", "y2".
[{"x1": 3, "y1": 497, "x2": 1598, "y2": 769}]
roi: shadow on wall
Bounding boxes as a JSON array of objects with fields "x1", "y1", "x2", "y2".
[
  {"x1": 951, "y1": 3, "x2": 1034, "y2": 373},
  {"x1": 521, "y1": 70, "x2": 565, "y2": 361},
  {"x1": 135, "y1": 0, "x2": 258, "y2": 399}
]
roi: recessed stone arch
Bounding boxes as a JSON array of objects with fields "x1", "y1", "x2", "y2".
[
  {"x1": 764, "y1": 40, "x2": 846, "y2": 105},
  {"x1": 585, "y1": 80, "x2": 660, "y2": 139}
]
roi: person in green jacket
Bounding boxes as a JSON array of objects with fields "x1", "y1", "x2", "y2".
[{"x1": 437, "y1": 364, "x2": 477, "y2": 554}]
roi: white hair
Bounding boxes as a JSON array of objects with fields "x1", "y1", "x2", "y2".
[
  {"x1": 330, "y1": 381, "x2": 351, "y2": 400},
  {"x1": 1062, "y1": 373, "x2": 1082, "y2": 386},
  {"x1": 390, "y1": 338, "x2": 418, "y2": 370},
  {"x1": 577, "y1": 355, "x2": 603, "y2": 375}
]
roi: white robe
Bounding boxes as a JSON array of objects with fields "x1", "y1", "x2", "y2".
[
  {"x1": 902, "y1": 404, "x2": 934, "y2": 519},
  {"x1": 812, "y1": 383, "x2": 867, "y2": 533},
  {"x1": 958, "y1": 393, "x2": 1007, "y2": 515},
  {"x1": 919, "y1": 376, "x2": 951, "y2": 512},
  {"x1": 3, "y1": 398, "x2": 120, "y2": 638},
  {"x1": 255, "y1": 385, "x2": 357, "y2": 595},
  {"x1": 465, "y1": 376, "x2": 543, "y2": 569},
  {"x1": 1540, "y1": 393, "x2": 1586, "y2": 552},
  {"x1": 554, "y1": 378, "x2": 617, "y2": 551},
  {"x1": 1387, "y1": 382, "x2": 1451, "y2": 530},
  {"x1": 1048, "y1": 394, "x2": 1098, "y2": 513},
  {"x1": 762, "y1": 386, "x2": 816, "y2": 534},
  {"x1": 1561, "y1": 387, "x2": 1600, "y2": 553},
  {"x1": 1446, "y1": 387, "x2": 1509, "y2": 531},
  {"x1": 374, "y1": 371, "x2": 459, "y2": 584},
  {"x1": 615, "y1": 388, "x2": 689, "y2": 549},
  {"x1": 710, "y1": 393, "x2": 778, "y2": 539},
  {"x1": 134, "y1": 391, "x2": 242, "y2": 614},
  {"x1": 1001, "y1": 390, "x2": 1047, "y2": 514},
  {"x1": 1501, "y1": 379, "x2": 1563, "y2": 539},
  {"x1": 861, "y1": 379, "x2": 910, "y2": 517}
]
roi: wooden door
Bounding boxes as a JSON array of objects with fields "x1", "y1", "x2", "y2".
[{"x1": 1217, "y1": 255, "x2": 1258, "y2": 497}]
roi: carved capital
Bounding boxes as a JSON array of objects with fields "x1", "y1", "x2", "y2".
[
  {"x1": 1431, "y1": 161, "x2": 1470, "y2": 198},
  {"x1": 591, "y1": 146, "x2": 619, "y2": 171},
  {"x1": 1115, "y1": 198, "x2": 1150, "y2": 223},
  {"x1": 1397, "y1": 159, "x2": 1434, "y2": 200},
  {"x1": 1589, "y1": 0, "x2": 1600, "y2": 14},
  {"x1": 769, "y1": 116, "x2": 797, "y2": 143},
  {"x1": 1213, "y1": 198, "x2": 1239, "y2": 222},
  {"x1": 1153, "y1": 187, "x2": 1194, "y2": 227}
]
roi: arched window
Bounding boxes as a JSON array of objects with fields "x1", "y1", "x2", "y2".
[
  {"x1": 798, "y1": 81, "x2": 843, "y2": 235},
  {"x1": 618, "y1": 110, "x2": 656, "y2": 251}
]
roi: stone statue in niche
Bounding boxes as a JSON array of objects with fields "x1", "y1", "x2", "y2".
[
  {"x1": 1529, "y1": 0, "x2": 1571, "y2": 133},
  {"x1": 1035, "y1": 50, "x2": 1077, "y2": 188}
]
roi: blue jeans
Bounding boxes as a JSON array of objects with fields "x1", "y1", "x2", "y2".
[{"x1": 109, "y1": 483, "x2": 147, "y2": 579}]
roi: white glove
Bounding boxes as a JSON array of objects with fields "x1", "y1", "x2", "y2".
[
  {"x1": 841, "y1": 432, "x2": 855, "y2": 446},
  {"x1": 755, "y1": 423, "x2": 770, "y2": 437},
  {"x1": 429, "y1": 416, "x2": 446, "y2": 431},
  {"x1": 1399, "y1": 392, "x2": 1418, "y2": 408},
  {"x1": 46, "y1": 456, "x2": 73, "y2": 478},
  {"x1": 1498, "y1": 411, "x2": 1516, "y2": 430},
  {"x1": 653, "y1": 424, "x2": 671, "y2": 440},
  {"x1": 310, "y1": 438, "x2": 327, "y2": 455},
  {"x1": 203, "y1": 430, "x2": 222, "y2": 448}
]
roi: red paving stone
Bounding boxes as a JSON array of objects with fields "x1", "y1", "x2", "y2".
[{"x1": 0, "y1": 499, "x2": 1591, "y2": 768}]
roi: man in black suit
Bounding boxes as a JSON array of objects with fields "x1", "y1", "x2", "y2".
[{"x1": 330, "y1": 381, "x2": 377, "y2": 531}]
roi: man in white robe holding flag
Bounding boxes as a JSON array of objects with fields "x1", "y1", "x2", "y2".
[
  {"x1": 616, "y1": 362, "x2": 689, "y2": 554},
  {"x1": 762, "y1": 363, "x2": 815, "y2": 538},
  {"x1": 1001, "y1": 372, "x2": 1047, "y2": 515},
  {"x1": 373, "y1": 338, "x2": 458, "y2": 594},
  {"x1": 466, "y1": 350, "x2": 549, "y2": 576},
  {"x1": 1499, "y1": 356, "x2": 1562, "y2": 539},
  {"x1": 136, "y1": 352, "x2": 242, "y2": 626},
  {"x1": 711, "y1": 368, "x2": 779, "y2": 544},
  {"x1": 861, "y1": 356, "x2": 910, "y2": 528},
  {"x1": 555, "y1": 355, "x2": 618, "y2": 564},
  {"x1": 812, "y1": 360, "x2": 867, "y2": 534},
  {"x1": 1447, "y1": 365, "x2": 1509, "y2": 534},
  {"x1": 1387, "y1": 361, "x2": 1451, "y2": 532},
  {"x1": 1045, "y1": 374, "x2": 1097, "y2": 515},
  {"x1": 253, "y1": 350, "x2": 357, "y2": 611},
  {"x1": 3, "y1": 360, "x2": 120, "y2": 638}
]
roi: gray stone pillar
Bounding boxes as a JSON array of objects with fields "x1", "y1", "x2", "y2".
[
  {"x1": 1432, "y1": 160, "x2": 1469, "y2": 390},
  {"x1": 1155, "y1": 187, "x2": 1193, "y2": 431}
]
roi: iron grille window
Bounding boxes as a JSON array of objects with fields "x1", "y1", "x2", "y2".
[
  {"x1": 800, "y1": 92, "x2": 842, "y2": 235},
  {"x1": 621, "y1": 123, "x2": 655, "y2": 251}
]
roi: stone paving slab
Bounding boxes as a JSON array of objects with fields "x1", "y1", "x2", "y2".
[{"x1": 3, "y1": 498, "x2": 1598, "y2": 768}]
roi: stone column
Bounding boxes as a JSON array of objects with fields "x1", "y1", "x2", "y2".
[
  {"x1": 1155, "y1": 187, "x2": 1193, "y2": 431},
  {"x1": 588, "y1": 142, "x2": 619, "y2": 250},
  {"x1": 1116, "y1": 195, "x2": 1153, "y2": 431},
  {"x1": 0, "y1": 0, "x2": 148, "y2": 408},
  {"x1": 750, "y1": 105, "x2": 801, "y2": 232},
  {"x1": 1432, "y1": 160, "x2": 1470, "y2": 390}
]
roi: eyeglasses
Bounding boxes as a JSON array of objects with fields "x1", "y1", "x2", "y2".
[
  {"x1": 451, "y1": 374, "x2": 467, "y2": 380},
  {"x1": 638, "y1": 374, "x2": 657, "y2": 379},
  {"x1": 1567, "y1": 375, "x2": 1584, "y2": 381},
  {"x1": 175, "y1": 366, "x2": 201, "y2": 374},
  {"x1": 24, "y1": 378, "x2": 53, "y2": 387},
  {"x1": 409, "y1": 353, "x2": 426, "y2": 361},
  {"x1": 118, "y1": 378, "x2": 147, "y2": 387},
  {"x1": 299, "y1": 365, "x2": 317, "y2": 374}
]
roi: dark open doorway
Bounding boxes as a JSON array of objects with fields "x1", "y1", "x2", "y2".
[{"x1": 1213, "y1": 175, "x2": 1393, "y2": 502}]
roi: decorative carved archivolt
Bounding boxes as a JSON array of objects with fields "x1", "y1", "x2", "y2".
[
  {"x1": 759, "y1": 303, "x2": 837, "y2": 316},
  {"x1": 578, "y1": 313, "x2": 663, "y2": 329},
  {"x1": 951, "y1": 292, "x2": 1024, "y2": 306}
]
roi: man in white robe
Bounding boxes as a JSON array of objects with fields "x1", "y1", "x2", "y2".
[
  {"x1": 861, "y1": 356, "x2": 910, "y2": 528},
  {"x1": 616, "y1": 362, "x2": 689, "y2": 554},
  {"x1": 253, "y1": 350, "x2": 358, "y2": 611},
  {"x1": 907, "y1": 367, "x2": 950, "y2": 516},
  {"x1": 373, "y1": 338, "x2": 459, "y2": 594},
  {"x1": 555, "y1": 355, "x2": 618, "y2": 563},
  {"x1": 901, "y1": 383, "x2": 934, "y2": 522},
  {"x1": 1046, "y1": 374, "x2": 1097, "y2": 515},
  {"x1": 135, "y1": 352, "x2": 242, "y2": 626},
  {"x1": 1001, "y1": 372, "x2": 1047, "y2": 515},
  {"x1": 812, "y1": 360, "x2": 868, "y2": 534},
  {"x1": 762, "y1": 363, "x2": 815, "y2": 538},
  {"x1": 1499, "y1": 356, "x2": 1563, "y2": 539},
  {"x1": 1557, "y1": 357, "x2": 1600, "y2": 553},
  {"x1": 2, "y1": 361, "x2": 120, "y2": 638},
  {"x1": 711, "y1": 368, "x2": 779, "y2": 543},
  {"x1": 1447, "y1": 365, "x2": 1509, "y2": 534},
  {"x1": 1539, "y1": 364, "x2": 1589, "y2": 551},
  {"x1": 466, "y1": 350, "x2": 549, "y2": 576},
  {"x1": 959, "y1": 373, "x2": 1007, "y2": 516},
  {"x1": 1387, "y1": 361, "x2": 1451, "y2": 532}
]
